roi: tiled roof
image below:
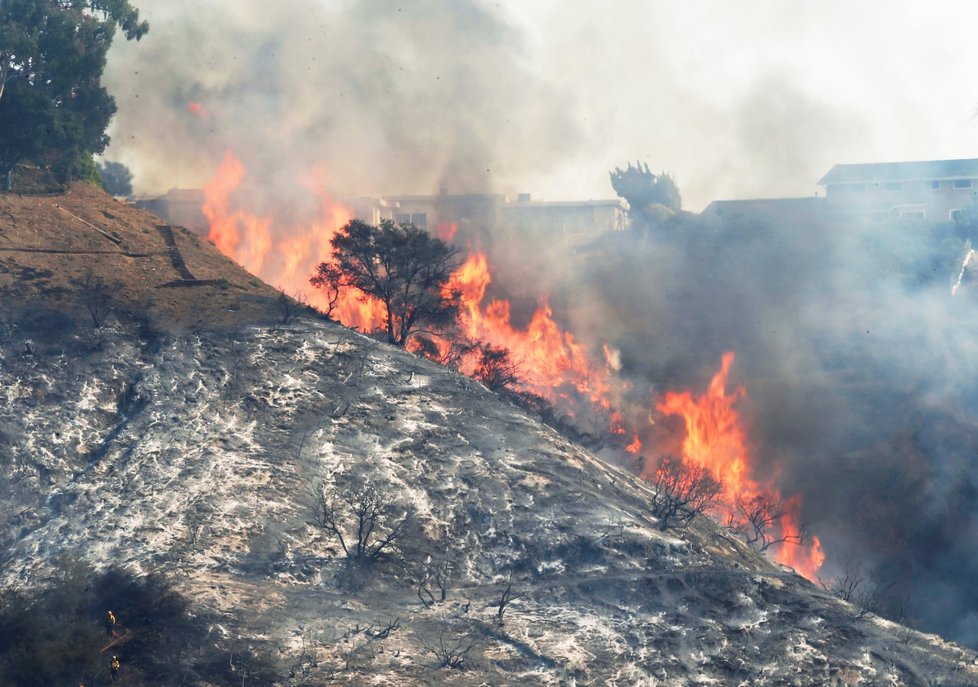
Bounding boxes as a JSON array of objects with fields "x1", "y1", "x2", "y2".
[{"x1": 818, "y1": 159, "x2": 978, "y2": 185}]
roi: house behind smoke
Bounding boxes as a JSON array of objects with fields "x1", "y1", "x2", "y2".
[
  {"x1": 352, "y1": 192, "x2": 626, "y2": 247},
  {"x1": 137, "y1": 188, "x2": 627, "y2": 247},
  {"x1": 704, "y1": 157, "x2": 978, "y2": 222},
  {"x1": 819, "y1": 158, "x2": 978, "y2": 221}
]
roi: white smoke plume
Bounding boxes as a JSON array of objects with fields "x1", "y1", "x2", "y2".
[{"x1": 103, "y1": 0, "x2": 579, "y2": 201}]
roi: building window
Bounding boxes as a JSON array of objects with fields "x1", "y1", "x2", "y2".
[
  {"x1": 931, "y1": 180, "x2": 941, "y2": 189},
  {"x1": 410, "y1": 212, "x2": 427, "y2": 228},
  {"x1": 954, "y1": 179, "x2": 972, "y2": 189},
  {"x1": 850, "y1": 184, "x2": 865, "y2": 192},
  {"x1": 884, "y1": 182, "x2": 902, "y2": 191}
]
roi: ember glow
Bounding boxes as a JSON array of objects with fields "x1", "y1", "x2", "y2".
[
  {"x1": 187, "y1": 101, "x2": 207, "y2": 118},
  {"x1": 654, "y1": 352, "x2": 825, "y2": 580}
]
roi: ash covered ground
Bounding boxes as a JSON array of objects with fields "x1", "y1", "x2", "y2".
[{"x1": 1, "y1": 316, "x2": 976, "y2": 686}]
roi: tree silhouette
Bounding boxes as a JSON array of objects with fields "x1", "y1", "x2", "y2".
[
  {"x1": 312, "y1": 219, "x2": 461, "y2": 346},
  {"x1": 609, "y1": 160, "x2": 682, "y2": 228}
]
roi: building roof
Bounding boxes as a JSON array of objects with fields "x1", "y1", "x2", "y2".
[
  {"x1": 701, "y1": 196, "x2": 823, "y2": 217},
  {"x1": 501, "y1": 198, "x2": 625, "y2": 209},
  {"x1": 818, "y1": 158, "x2": 978, "y2": 185}
]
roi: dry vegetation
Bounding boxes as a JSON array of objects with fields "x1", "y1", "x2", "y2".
[{"x1": 0, "y1": 180, "x2": 286, "y2": 331}]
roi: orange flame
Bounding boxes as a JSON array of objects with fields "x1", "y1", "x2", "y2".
[
  {"x1": 202, "y1": 151, "x2": 386, "y2": 331},
  {"x1": 774, "y1": 498, "x2": 826, "y2": 580},
  {"x1": 434, "y1": 221, "x2": 458, "y2": 242},
  {"x1": 200, "y1": 155, "x2": 826, "y2": 578},
  {"x1": 656, "y1": 352, "x2": 754, "y2": 496},
  {"x1": 448, "y1": 252, "x2": 613, "y2": 407},
  {"x1": 654, "y1": 352, "x2": 824, "y2": 580},
  {"x1": 610, "y1": 410, "x2": 627, "y2": 435},
  {"x1": 201, "y1": 158, "x2": 613, "y2": 406}
]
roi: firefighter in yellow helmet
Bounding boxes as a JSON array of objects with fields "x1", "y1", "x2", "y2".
[
  {"x1": 106, "y1": 610, "x2": 117, "y2": 637},
  {"x1": 110, "y1": 655, "x2": 121, "y2": 682}
]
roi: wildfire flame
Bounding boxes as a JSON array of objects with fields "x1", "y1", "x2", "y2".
[
  {"x1": 200, "y1": 152, "x2": 826, "y2": 580},
  {"x1": 434, "y1": 221, "x2": 458, "y2": 243},
  {"x1": 449, "y1": 252, "x2": 614, "y2": 407},
  {"x1": 202, "y1": 151, "x2": 385, "y2": 331},
  {"x1": 654, "y1": 352, "x2": 825, "y2": 580}
]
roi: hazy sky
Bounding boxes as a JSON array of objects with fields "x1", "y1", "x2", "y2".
[{"x1": 105, "y1": 0, "x2": 978, "y2": 211}]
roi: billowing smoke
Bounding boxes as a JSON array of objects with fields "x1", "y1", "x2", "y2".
[
  {"x1": 560, "y1": 208, "x2": 978, "y2": 646},
  {"x1": 103, "y1": 0, "x2": 578, "y2": 201}
]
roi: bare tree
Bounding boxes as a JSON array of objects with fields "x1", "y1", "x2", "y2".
[
  {"x1": 417, "y1": 559, "x2": 451, "y2": 608},
  {"x1": 494, "y1": 577, "x2": 524, "y2": 625},
  {"x1": 307, "y1": 263, "x2": 343, "y2": 319},
  {"x1": 310, "y1": 481, "x2": 411, "y2": 565},
  {"x1": 732, "y1": 494, "x2": 804, "y2": 553},
  {"x1": 648, "y1": 455, "x2": 722, "y2": 531}
]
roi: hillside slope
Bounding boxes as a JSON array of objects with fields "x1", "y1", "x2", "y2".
[
  {"x1": 1, "y1": 186, "x2": 976, "y2": 685},
  {"x1": 0, "y1": 182, "x2": 282, "y2": 330}
]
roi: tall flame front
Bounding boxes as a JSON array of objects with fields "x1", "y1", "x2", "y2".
[
  {"x1": 202, "y1": 151, "x2": 385, "y2": 331},
  {"x1": 655, "y1": 352, "x2": 824, "y2": 580},
  {"x1": 449, "y1": 252, "x2": 613, "y2": 408},
  {"x1": 200, "y1": 153, "x2": 824, "y2": 581}
]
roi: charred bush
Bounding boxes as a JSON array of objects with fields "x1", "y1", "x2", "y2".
[
  {"x1": 494, "y1": 577, "x2": 525, "y2": 625},
  {"x1": 511, "y1": 534, "x2": 605, "y2": 578},
  {"x1": 417, "y1": 559, "x2": 452, "y2": 608},
  {"x1": 310, "y1": 479, "x2": 412, "y2": 567},
  {"x1": 822, "y1": 559, "x2": 908, "y2": 621},
  {"x1": 74, "y1": 271, "x2": 115, "y2": 329},
  {"x1": 275, "y1": 290, "x2": 312, "y2": 326},
  {"x1": 648, "y1": 455, "x2": 722, "y2": 531},
  {"x1": 729, "y1": 493, "x2": 806, "y2": 553},
  {"x1": 421, "y1": 634, "x2": 480, "y2": 671},
  {"x1": 503, "y1": 389, "x2": 598, "y2": 446},
  {"x1": 474, "y1": 344, "x2": 520, "y2": 392}
]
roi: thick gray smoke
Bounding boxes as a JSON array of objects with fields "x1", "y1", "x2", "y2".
[
  {"x1": 103, "y1": 0, "x2": 578, "y2": 201},
  {"x1": 556, "y1": 207, "x2": 978, "y2": 647}
]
